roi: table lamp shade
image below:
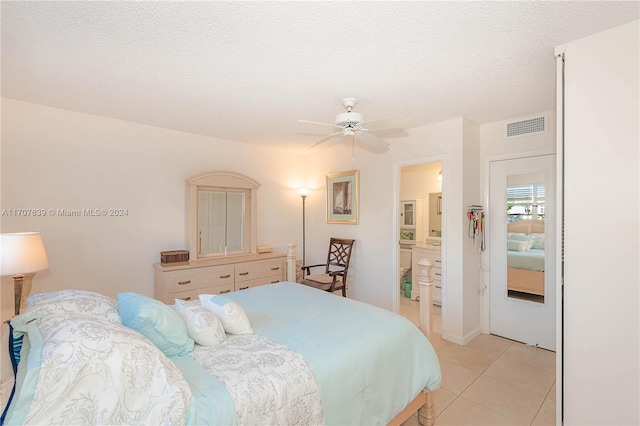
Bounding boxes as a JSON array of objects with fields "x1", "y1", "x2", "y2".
[{"x1": 1, "y1": 232, "x2": 49, "y2": 276}]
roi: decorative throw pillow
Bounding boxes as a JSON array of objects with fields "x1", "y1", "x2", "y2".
[
  {"x1": 199, "y1": 294, "x2": 253, "y2": 335},
  {"x1": 507, "y1": 240, "x2": 530, "y2": 252},
  {"x1": 528, "y1": 233, "x2": 545, "y2": 250},
  {"x1": 118, "y1": 292, "x2": 194, "y2": 356},
  {"x1": 507, "y1": 232, "x2": 529, "y2": 242},
  {"x1": 22, "y1": 289, "x2": 121, "y2": 324},
  {"x1": 4, "y1": 314, "x2": 192, "y2": 425},
  {"x1": 174, "y1": 299, "x2": 226, "y2": 346}
]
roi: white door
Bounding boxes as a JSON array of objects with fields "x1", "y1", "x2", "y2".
[{"x1": 489, "y1": 155, "x2": 556, "y2": 350}]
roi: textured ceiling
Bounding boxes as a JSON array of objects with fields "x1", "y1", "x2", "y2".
[{"x1": 2, "y1": 1, "x2": 638, "y2": 150}]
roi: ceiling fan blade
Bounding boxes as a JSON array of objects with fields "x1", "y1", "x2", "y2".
[
  {"x1": 362, "y1": 115, "x2": 410, "y2": 132},
  {"x1": 297, "y1": 119, "x2": 341, "y2": 130},
  {"x1": 355, "y1": 131, "x2": 390, "y2": 153},
  {"x1": 304, "y1": 131, "x2": 343, "y2": 150}
]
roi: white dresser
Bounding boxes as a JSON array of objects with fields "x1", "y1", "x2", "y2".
[
  {"x1": 411, "y1": 243, "x2": 442, "y2": 306},
  {"x1": 154, "y1": 252, "x2": 286, "y2": 304}
]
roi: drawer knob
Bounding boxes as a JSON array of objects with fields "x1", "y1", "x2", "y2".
[
  {"x1": 435, "y1": 285, "x2": 441, "y2": 289},
  {"x1": 220, "y1": 289, "x2": 231, "y2": 294},
  {"x1": 270, "y1": 267, "x2": 280, "y2": 271},
  {"x1": 178, "y1": 280, "x2": 191, "y2": 285},
  {"x1": 239, "y1": 286, "x2": 249, "y2": 290},
  {"x1": 220, "y1": 274, "x2": 231, "y2": 279},
  {"x1": 239, "y1": 272, "x2": 249, "y2": 276},
  {"x1": 271, "y1": 280, "x2": 279, "y2": 284},
  {"x1": 435, "y1": 273, "x2": 442, "y2": 276},
  {"x1": 435, "y1": 260, "x2": 442, "y2": 263},
  {"x1": 180, "y1": 296, "x2": 192, "y2": 301}
]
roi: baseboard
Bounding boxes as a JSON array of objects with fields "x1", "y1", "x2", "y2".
[{"x1": 442, "y1": 327, "x2": 482, "y2": 346}]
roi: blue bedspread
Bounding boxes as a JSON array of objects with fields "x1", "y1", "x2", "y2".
[{"x1": 226, "y1": 282, "x2": 441, "y2": 425}]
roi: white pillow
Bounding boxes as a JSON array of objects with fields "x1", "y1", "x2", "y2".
[
  {"x1": 507, "y1": 240, "x2": 530, "y2": 252},
  {"x1": 199, "y1": 295, "x2": 253, "y2": 335},
  {"x1": 174, "y1": 299, "x2": 226, "y2": 346}
]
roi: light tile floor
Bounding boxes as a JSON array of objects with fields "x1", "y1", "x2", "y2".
[{"x1": 399, "y1": 296, "x2": 556, "y2": 426}]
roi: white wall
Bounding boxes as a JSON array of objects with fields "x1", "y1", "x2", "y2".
[
  {"x1": 481, "y1": 112, "x2": 556, "y2": 159},
  {"x1": 561, "y1": 20, "x2": 639, "y2": 425},
  {"x1": 1, "y1": 99, "x2": 483, "y2": 344},
  {"x1": 461, "y1": 118, "x2": 482, "y2": 339},
  {"x1": 0, "y1": 99, "x2": 307, "y2": 321},
  {"x1": 301, "y1": 117, "x2": 482, "y2": 343}
]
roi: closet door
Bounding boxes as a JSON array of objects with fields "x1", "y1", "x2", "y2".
[
  {"x1": 561, "y1": 20, "x2": 639, "y2": 425},
  {"x1": 489, "y1": 155, "x2": 556, "y2": 351}
]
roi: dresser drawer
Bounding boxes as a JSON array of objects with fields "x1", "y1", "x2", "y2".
[
  {"x1": 235, "y1": 258, "x2": 284, "y2": 283},
  {"x1": 167, "y1": 265, "x2": 234, "y2": 293},
  {"x1": 236, "y1": 275, "x2": 282, "y2": 291},
  {"x1": 433, "y1": 286, "x2": 442, "y2": 306},
  {"x1": 432, "y1": 266, "x2": 442, "y2": 283},
  {"x1": 171, "y1": 283, "x2": 234, "y2": 303}
]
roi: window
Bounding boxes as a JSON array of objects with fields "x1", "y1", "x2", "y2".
[{"x1": 507, "y1": 176, "x2": 545, "y2": 223}]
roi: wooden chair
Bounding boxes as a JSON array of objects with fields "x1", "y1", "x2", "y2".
[{"x1": 300, "y1": 238, "x2": 355, "y2": 297}]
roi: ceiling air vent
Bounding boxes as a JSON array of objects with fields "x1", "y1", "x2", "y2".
[{"x1": 505, "y1": 114, "x2": 548, "y2": 139}]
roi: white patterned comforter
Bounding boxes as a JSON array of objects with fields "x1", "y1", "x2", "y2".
[
  {"x1": 7, "y1": 314, "x2": 192, "y2": 426},
  {"x1": 189, "y1": 334, "x2": 324, "y2": 425}
]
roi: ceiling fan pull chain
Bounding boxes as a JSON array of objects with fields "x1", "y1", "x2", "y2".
[{"x1": 352, "y1": 136, "x2": 356, "y2": 167}]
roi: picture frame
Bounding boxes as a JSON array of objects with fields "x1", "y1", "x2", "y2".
[{"x1": 326, "y1": 170, "x2": 359, "y2": 224}]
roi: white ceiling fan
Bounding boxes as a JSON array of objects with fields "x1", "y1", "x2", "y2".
[{"x1": 298, "y1": 98, "x2": 409, "y2": 153}]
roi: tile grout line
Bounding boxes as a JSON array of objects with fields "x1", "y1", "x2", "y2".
[{"x1": 435, "y1": 341, "x2": 553, "y2": 425}]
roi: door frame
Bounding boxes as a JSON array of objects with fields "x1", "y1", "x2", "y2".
[
  {"x1": 392, "y1": 154, "x2": 447, "y2": 337},
  {"x1": 481, "y1": 149, "x2": 556, "y2": 334}
]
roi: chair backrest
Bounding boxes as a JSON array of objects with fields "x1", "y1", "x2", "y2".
[{"x1": 325, "y1": 238, "x2": 355, "y2": 276}]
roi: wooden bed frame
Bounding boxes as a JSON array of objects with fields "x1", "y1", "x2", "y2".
[
  {"x1": 297, "y1": 245, "x2": 435, "y2": 426},
  {"x1": 507, "y1": 267, "x2": 544, "y2": 295}
]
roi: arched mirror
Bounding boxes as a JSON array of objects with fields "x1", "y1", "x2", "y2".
[{"x1": 187, "y1": 171, "x2": 260, "y2": 260}]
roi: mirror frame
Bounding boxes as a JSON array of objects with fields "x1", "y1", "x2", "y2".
[{"x1": 186, "y1": 171, "x2": 260, "y2": 260}]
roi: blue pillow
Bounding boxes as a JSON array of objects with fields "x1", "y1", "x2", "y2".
[{"x1": 117, "y1": 292, "x2": 194, "y2": 356}]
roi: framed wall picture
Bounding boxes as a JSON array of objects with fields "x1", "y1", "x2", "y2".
[{"x1": 326, "y1": 170, "x2": 359, "y2": 224}]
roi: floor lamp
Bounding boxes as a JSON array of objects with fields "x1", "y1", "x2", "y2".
[
  {"x1": 298, "y1": 188, "x2": 310, "y2": 278},
  {"x1": 1, "y1": 232, "x2": 49, "y2": 315}
]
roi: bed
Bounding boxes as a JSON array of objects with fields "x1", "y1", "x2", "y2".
[
  {"x1": 506, "y1": 219, "x2": 546, "y2": 296},
  {"x1": 1, "y1": 282, "x2": 441, "y2": 425}
]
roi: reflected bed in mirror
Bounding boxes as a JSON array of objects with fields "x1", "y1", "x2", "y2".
[
  {"x1": 506, "y1": 219, "x2": 545, "y2": 303},
  {"x1": 187, "y1": 171, "x2": 260, "y2": 260}
]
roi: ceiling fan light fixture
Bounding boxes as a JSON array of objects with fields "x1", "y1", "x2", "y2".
[
  {"x1": 343, "y1": 128, "x2": 356, "y2": 137},
  {"x1": 334, "y1": 112, "x2": 364, "y2": 128}
]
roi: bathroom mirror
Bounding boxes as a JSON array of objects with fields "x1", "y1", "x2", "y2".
[
  {"x1": 428, "y1": 192, "x2": 442, "y2": 237},
  {"x1": 187, "y1": 171, "x2": 260, "y2": 260}
]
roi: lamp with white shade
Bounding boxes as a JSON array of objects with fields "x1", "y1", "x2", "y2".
[{"x1": 1, "y1": 232, "x2": 49, "y2": 315}]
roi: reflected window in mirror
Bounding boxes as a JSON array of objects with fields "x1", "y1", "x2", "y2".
[
  {"x1": 187, "y1": 172, "x2": 260, "y2": 260},
  {"x1": 198, "y1": 189, "x2": 249, "y2": 255}
]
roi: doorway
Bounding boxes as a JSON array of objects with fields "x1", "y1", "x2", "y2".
[
  {"x1": 396, "y1": 159, "x2": 444, "y2": 337},
  {"x1": 488, "y1": 154, "x2": 556, "y2": 350}
]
